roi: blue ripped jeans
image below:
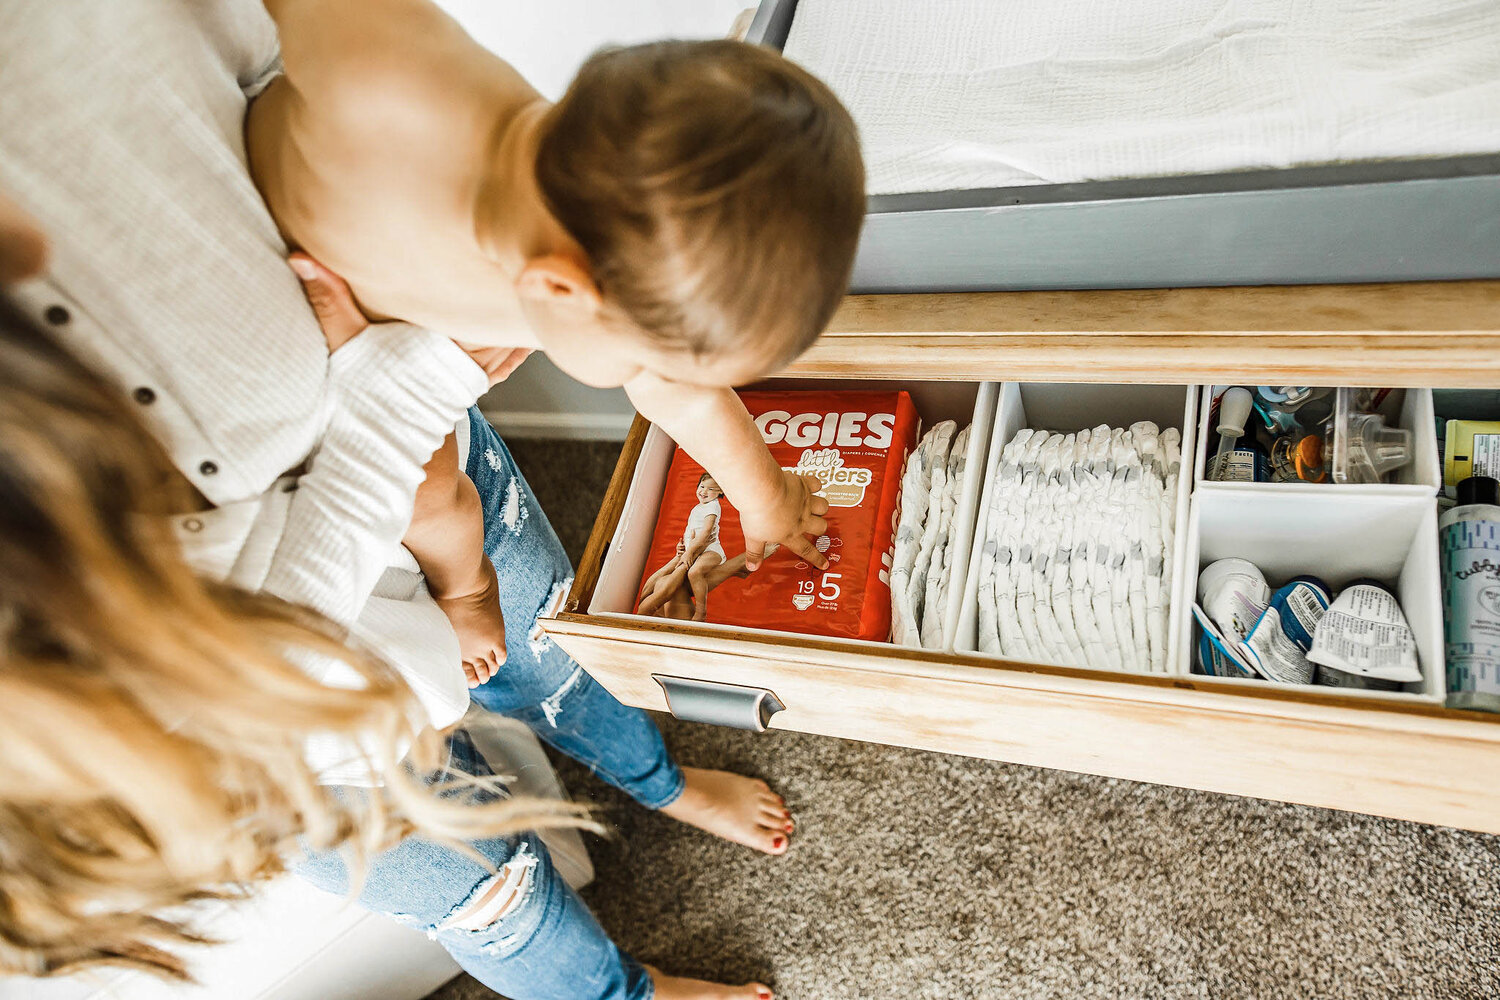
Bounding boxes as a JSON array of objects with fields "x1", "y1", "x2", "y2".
[
  {"x1": 460, "y1": 408, "x2": 683, "y2": 811},
  {"x1": 297, "y1": 409, "x2": 684, "y2": 1000},
  {"x1": 298, "y1": 733, "x2": 653, "y2": 1000}
]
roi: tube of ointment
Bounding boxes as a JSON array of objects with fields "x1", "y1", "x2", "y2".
[
  {"x1": 1307, "y1": 583, "x2": 1422, "y2": 684},
  {"x1": 1196, "y1": 558, "x2": 1270, "y2": 642},
  {"x1": 1193, "y1": 604, "x2": 1258, "y2": 678},
  {"x1": 1237, "y1": 577, "x2": 1331, "y2": 685}
]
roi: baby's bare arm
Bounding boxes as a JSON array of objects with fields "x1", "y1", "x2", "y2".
[{"x1": 625, "y1": 373, "x2": 830, "y2": 571}]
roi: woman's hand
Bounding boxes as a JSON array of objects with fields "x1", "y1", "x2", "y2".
[
  {"x1": 287, "y1": 254, "x2": 528, "y2": 382},
  {"x1": 288, "y1": 252, "x2": 368, "y2": 353}
]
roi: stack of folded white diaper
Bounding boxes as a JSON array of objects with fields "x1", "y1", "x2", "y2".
[
  {"x1": 977, "y1": 423, "x2": 1181, "y2": 672},
  {"x1": 890, "y1": 421, "x2": 971, "y2": 648}
]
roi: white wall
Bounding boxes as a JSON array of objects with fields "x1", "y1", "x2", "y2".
[
  {"x1": 436, "y1": 0, "x2": 753, "y2": 439},
  {"x1": 435, "y1": 1, "x2": 752, "y2": 100}
]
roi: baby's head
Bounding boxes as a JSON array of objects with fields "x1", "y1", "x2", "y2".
[
  {"x1": 696, "y1": 472, "x2": 723, "y2": 504},
  {"x1": 525, "y1": 40, "x2": 864, "y2": 388}
]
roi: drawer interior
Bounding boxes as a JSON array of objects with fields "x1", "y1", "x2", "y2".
[
  {"x1": 1193, "y1": 386, "x2": 1442, "y2": 491},
  {"x1": 590, "y1": 379, "x2": 1460, "y2": 707},
  {"x1": 955, "y1": 383, "x2": 1199, "y2": 674},
  {"x1": 1180, "y1": 489, "x2": 1444, "y2": 703},
  {"x1": 589, "y1": 378, "x2": 996, "y2": 650}
]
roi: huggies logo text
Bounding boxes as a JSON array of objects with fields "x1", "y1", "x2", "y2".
[{"x1": 756, "y1": 410, "x2": 897, "y2": 450}]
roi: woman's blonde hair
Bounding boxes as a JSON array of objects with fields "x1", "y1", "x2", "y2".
[
  {"x1": 0, "y1": 298, "x2": 585, "y2": 980},
  {"x1": 536, "y1": 40, "x2": 866, "y2": 371}
]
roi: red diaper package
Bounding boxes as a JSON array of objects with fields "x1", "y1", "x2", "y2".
[{"x1": 635, "y1": 390, "x2": 919, "y2": 640}]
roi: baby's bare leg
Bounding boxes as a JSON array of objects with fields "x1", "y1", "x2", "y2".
[
  {"x1": 686, "y1": 552, "x2": 725, "y2": 621},
  {"x1": 404, "y1": 431, "x2": 506, "y2": 687},
  {"x1": 639, "y1": 556, "x2": 680, "y2": 601},
  {"x1": 707, "y1": 551, "x2": 752, "y2": 587},
  {"x1": 637, "y1": 564, "x2": 690, "y2": 616}
]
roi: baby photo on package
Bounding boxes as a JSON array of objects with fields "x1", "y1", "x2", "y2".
[{"x1": 636, "y1": 390, "x2": 918, "y2": 641}]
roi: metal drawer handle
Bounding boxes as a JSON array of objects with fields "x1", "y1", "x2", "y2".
[{"x1": 652, "y1": 675, "x2": 785, "y2": 732}]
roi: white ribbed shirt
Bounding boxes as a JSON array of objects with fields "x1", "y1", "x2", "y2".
[{"x1": 0, "y1": 0, "x2": 484, "y2": 778}]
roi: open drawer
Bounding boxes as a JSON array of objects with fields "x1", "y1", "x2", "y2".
[{"x1": 543, "y1": 371, "x2": 1500, "y2": 835}]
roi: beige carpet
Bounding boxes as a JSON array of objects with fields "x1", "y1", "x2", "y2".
[{"x1": 423, "y1": 438, "x2": 1500, "y2": 1000}]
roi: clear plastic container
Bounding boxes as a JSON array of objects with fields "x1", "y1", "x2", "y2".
[{"x1": 1330, "y1": 387, "x2": 1415, "y2": 484}]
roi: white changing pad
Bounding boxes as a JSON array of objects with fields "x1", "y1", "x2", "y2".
[{"x1": 783, "y1": 0, "x2": 1500, "y2": 196}]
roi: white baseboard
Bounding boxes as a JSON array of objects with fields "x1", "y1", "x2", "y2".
[{"x1": 480, "y1": 407, "x2": 635, "y2": 441}]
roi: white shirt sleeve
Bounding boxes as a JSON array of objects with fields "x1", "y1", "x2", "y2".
[{"x1": 235, "y1": 322, "x2": 488, "y2": 626}]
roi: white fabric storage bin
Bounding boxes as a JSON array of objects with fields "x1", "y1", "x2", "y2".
[
  {"x1": 956, "y1": 383, "x2": 1200, "y2": 674},
  {"x1": 1177, "y1": 489, "x2": 1444, "y2": 700},
  {"x1": 1193, "y1": 387, "x2": 1441, "y2": 492},
  {"x1": 591, "y1": 379, "x2": 999, "y2": 651}
]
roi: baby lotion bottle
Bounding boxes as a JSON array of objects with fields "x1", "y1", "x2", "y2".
[{"x1": 1441, "y1": 476, "x2": 1500, "y2": 711}]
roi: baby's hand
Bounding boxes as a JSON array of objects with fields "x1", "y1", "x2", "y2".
[
  {"x1": 432, "y1": 569, "x2": 508, "y2": 688},
  {"x1": 740, "y1": 471, "x2": 830, "y2": 572}
]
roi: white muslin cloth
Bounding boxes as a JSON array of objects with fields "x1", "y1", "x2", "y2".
[{"x1": 784, "y1": 0, "x2": 1500, "y2": 196}]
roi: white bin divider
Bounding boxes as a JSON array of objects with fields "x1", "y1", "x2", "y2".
[
  {"x1": 592, "y1": 381, "x2": 998, "y2": 653},
  {"x1": 934, "y1": 381, "x2": 999, "y2": 649},
  {"x1": 592, "y1": 422, "x2": 676, "y2": 616},
  {"x1": 1194, "y1": 387, "x2": 1441, "y2": 492},
  {"x1": 1177, "y1": 489, "x2": 1444, "y2": 702},
  {"x1": 957, "y1": 383, "x2": 1199, "y2": 675}
]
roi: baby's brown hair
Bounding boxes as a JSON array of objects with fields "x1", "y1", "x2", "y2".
[{"x1": 536, "y1": 39, "x2": 864, "y2": 372}]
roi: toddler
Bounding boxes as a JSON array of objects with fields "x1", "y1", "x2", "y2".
[{"x1": 249, "y1": 3, "x2": 864, "y2": 998}]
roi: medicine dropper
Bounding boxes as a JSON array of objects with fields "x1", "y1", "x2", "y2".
[{"x1": 1212, "y1": 387, "x2": 1255, "y2": 481}]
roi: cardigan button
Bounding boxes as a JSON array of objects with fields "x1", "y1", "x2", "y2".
[
  {"x1": 132, "y1": 386, "x2": 157, "y2": 405},
  {"x1": 199, "y1": 460, "x2": 219, "y2": 476},
  {"x1": 44, "y1": 304, "x2": 70, "y2": 325}
]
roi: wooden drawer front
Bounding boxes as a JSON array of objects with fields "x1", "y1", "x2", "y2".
[{"x1": 546, "y1": 616, "x2": 1500, "y2": 834}]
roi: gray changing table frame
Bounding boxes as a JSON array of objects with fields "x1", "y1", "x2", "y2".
[{"x1": 748, "y1": 0, "x2": 1500, "y2": 293}]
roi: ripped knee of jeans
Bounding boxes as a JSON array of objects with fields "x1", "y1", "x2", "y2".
[
  {"x1": 435, "y1": 847, "x2": 540, "y2": 934},
  {"x1": 527, "y1": 577, "x2": 573, "y2": 658}
]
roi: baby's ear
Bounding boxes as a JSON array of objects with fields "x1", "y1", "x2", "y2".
[{"x1": 516, "y1": 254, "x2": 601, "y2": 309}]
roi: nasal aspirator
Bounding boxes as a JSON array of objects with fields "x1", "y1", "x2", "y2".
[{"x1": 1211, "y1": 387, "x2": 1263, "y2": 482}]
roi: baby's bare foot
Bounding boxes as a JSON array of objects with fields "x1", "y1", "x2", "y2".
[
  {"x1": 660, "y1": 768, "x2": 793, "y2": 855},
  {"x1": 432, "y1": 580, "x2": 506, "y2": 688},
  {"x1": 648, "y1": 966, "x2": 773, "y2": 1000}
]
